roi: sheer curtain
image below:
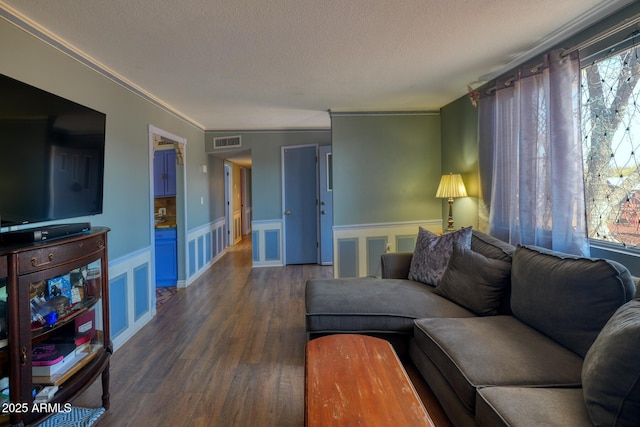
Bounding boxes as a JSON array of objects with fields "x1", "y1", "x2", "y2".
[{"x1": 478, "y1": 50, "x2": 590, "y2": 256}]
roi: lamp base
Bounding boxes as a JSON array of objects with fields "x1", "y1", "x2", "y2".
[{"x1": 445, "y1": 198, "x2": 456, "y2": 233}]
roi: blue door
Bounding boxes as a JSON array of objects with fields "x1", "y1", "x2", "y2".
[
  {"x1": 319, "y1": 145, "x2": 333, "y2": 265},
  {"x1": 283, "y1": 146, "x2": 318, "y2": 264}
]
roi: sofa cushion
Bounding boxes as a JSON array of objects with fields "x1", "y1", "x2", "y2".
[
  {"x1": 511, "y1": 245, "x2": 636, "y2": 357},
  {"x1": 471, "y1": 230, "x2": 515, "y2": 261},
  {"x1": 408, "y1": 226, "x2": 472, "y2": 286},
  {"x1": 305, "y1": 277, "x2": 475, "y2": 334},
  {"x1": 582, "y1": 299, "x2": 640, "y2": 427},
  {"x1": 476, "y1": 387, "x2": 591, "y2": 427},
  {"x1": 412, "y1": 316, "x2": 583, "y2": 413},
  {"x1": 434, "y1": 242, "x2": 511, "y2": 316}
]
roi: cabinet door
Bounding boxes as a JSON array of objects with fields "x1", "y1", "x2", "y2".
[
  {"x1": 153, "y1": 150, "x2": 177, "y2": 198},
  {"x1": 19, "y1": 258, "x2": 106, "y2": 425},
  {"x1": 155, "y1": 238, "x2": 177, "y2": 286},
  {"x1": 164, "y1": 150, "x2": 177, "y2": 197},
  {"x1": 153, "y1": 152, "x2": 166, "y2": 198}
]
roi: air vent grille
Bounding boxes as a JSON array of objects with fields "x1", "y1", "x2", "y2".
[{"x1": 213, "y1": 136, "x2": 241, "y2": 149}]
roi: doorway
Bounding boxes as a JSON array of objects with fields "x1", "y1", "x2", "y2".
[
  {"x1": 148, "y1": 125, "x2": 187, "y2": 288},
  {"x1": 224, "y1": 161, "x2": 250, "y2": 247}
]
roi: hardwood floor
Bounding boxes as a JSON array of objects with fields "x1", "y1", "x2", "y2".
[{"x1": 75, "y1": 237, "x2": 451, "y2": 426}]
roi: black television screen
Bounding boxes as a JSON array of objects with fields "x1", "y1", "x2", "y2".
[{"x1": 0, "y1": 74, "x2": 106, "y2": 228}]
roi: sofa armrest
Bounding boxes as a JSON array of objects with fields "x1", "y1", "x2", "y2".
[{"x1": 381, "y1": 252, "x2": 413, "y2": 279}]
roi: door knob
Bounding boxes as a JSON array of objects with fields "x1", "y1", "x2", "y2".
[
  {"x1": 285, "y1": 210, "x2": 292, "y2": 215},
  {"x1": 321, "y1": 210, "x2": 326, "y2": 214}
]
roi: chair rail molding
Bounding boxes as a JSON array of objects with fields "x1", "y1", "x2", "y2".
[{"x1": 333, "y1": 219, "x2": 442, "y2": 278}]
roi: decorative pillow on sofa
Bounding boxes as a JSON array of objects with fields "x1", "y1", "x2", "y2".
[
  {"x1": 408, "y1": 226, "x2": 472, "y2": 286},
  {"x1": 511, "y1": 245, "x2": 636, "y2": 357},
  {"x1": 434, "y1": 242, "x2": 511, "y2": 315},
  {"x1": 582, "y1": 299, "x2": 640, "y2": 426}
]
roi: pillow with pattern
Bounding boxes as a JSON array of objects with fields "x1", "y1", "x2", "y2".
[
  {"x1": 408, "y1": 226, "x2": 472, "y2": 286},
  {"x1": 434, "y1": 242, "x2": 511, "y2": 315}
]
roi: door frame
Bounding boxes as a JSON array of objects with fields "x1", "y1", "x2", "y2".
[
  {"x1": 318, "y1": 145, "x2": 333, "y2": 265},
  {"x1": 240, "y1": 167, "x2": 250, "y2": 236},
  {"x1": 281, "y1": 144, "x2": 319, "y2": 265},
  {"x1": 224, "y1": 162, "x2": 233, "y2": 247}
]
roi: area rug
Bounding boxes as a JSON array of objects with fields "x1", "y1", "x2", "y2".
[
  {"x1": 156, "y1": 286, "x2": 179, "y2": 308},
  {"x1": 35, "y1": 406, "x2": 105, "y2": 427}
]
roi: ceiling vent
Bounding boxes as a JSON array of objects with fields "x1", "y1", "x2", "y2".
[{"x1": 213, "y1": 135, "x2": 241, "y2": 149}]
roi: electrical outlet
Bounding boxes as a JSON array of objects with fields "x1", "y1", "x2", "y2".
[{"x1": 386, "y1": 243, "x2": 392, "y2": 253}]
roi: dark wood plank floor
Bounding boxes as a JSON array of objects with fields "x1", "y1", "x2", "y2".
[{"x1": 75, "y1": 237, "x2": 451, "y2": 426}]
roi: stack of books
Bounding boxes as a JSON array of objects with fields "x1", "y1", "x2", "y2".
[{"x1": 32, "y1": 332, "x2": 94, "y2": 383}]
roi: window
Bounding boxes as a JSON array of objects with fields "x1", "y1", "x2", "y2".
[{"x1": 582, "y1": 35, "x2": 640, "y2": 248}]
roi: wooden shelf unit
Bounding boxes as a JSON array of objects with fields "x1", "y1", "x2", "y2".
[{"x1": 0, "y1": 227, "x2": 111, "y2": 426}]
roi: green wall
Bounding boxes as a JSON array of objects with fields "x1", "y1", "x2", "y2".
[
  {"x1": 0, "y1": 18, "x2": 212, "y2": 260},
  {"x1": 208, "y1": 155, "x2": 226, "y2": 220},
  {"x1": 205, "y1": 130, "x2": 332, "y2": 221},
  {"x1": 331, "y1": 113, "x2": 441, "y2": 226},
  {"x1": 440, "y1": 95, "x2": 479, "y2": 230}
]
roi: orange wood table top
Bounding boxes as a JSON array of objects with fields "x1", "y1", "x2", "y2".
[{"x1": 305, "y1": 334, "x2": 435, "y2": 427}]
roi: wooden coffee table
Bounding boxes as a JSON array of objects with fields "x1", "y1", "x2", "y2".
[{"x1": 305, "y1": 334, "x2": 435, "y2": 427}]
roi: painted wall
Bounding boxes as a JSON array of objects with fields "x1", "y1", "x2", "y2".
[
  {"x1": 331, "y1": 113, "x2": 442, "y2": 226},
  {"x1": 0, "y1": 14, "x2": 219, "y2": 348},
  {"x1": 204, "y1": 130, "x2": 332, "y2": 221},
  {"x1": 0, "y1": 18, "x2": 213, "y2": 260},
  {"x1": 208, "y1": 155, "x2": 226, "y2": 221},
  {"x1": 440, "y1": 95, "x2": 479, "y2": 231}
]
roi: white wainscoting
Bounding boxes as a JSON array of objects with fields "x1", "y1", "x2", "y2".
[
  {"x1": 333, "y1": 220, "x2": 442, "y2": 278},
  {"x1": 185, "y1": 217, "x2": 226, "y2": 286},
  {"x1": 252, "y1": 219, "x2": 283, "y2": 267},
  {"x1": 108, "y1": 247, "x2": 154, "y2": 352}
]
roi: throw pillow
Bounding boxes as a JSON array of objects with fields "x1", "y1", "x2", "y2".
[
  {"x1": 434, "y1": 242, "x2": 511, "y2": 315},
  {"x1": 470, "y1": 230, "x2": 515, "y2": 261},
  {"x1": 582, "y1": 299, "x2": 640, "y2": 426},
  {"x1": 408, "y1": 226, "x2": 472, "y2": 286}
]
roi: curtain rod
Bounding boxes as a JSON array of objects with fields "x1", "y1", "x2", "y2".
[
  {"x1": 560, "y1": 14, "x2": 640, "y2": 56},
  {"x1": 482, "y1": 15, "x2": 640, "y2": 95}
]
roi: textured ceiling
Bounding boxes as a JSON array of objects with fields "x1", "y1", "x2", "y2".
[{"x1": 0, "y1": 0, "x2": 634, "y2": 130}]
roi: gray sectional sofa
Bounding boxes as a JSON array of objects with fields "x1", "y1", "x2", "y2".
[{"x1": 305, "y1": 228, "x2": 640, "y2": 426}]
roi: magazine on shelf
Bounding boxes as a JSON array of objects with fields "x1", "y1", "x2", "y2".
[
  {"x1": 32, "y1": 342, "x2": 90, "y2": 376},
  {"x1": 32, "y1": 343, "x2": 102, "y2": 386}
]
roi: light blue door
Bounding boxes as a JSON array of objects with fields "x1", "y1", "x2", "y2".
[
  {"x1": 319, "y1": 145, "x2": 333, "y2": 265},
  {"x1": 283, "y1": 145, "x2": 318, "y2": 264}
]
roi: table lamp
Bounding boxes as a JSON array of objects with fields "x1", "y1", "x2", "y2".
[{"x1": 436, "y1": 173, "x2": 467, "y2": 232}]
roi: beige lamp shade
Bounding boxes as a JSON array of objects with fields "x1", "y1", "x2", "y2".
[{"x1": 436, "y1": 173, "x2": 468, "y2": 199}]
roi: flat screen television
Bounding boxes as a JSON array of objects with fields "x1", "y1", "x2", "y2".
[{"x1": 0, "y1": 74, "x2": 106, "y2": 228}]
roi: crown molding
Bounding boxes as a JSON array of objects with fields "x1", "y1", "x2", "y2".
[
  {"x1": 475, "y1": 0, "x2": 636, "y2": 84},
  {"x1": 329, "y1": 110, "x2": 439, "y2": 117},
  {"x1": 0, "y1": 3, "x2": 204, "y2": 130}
]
